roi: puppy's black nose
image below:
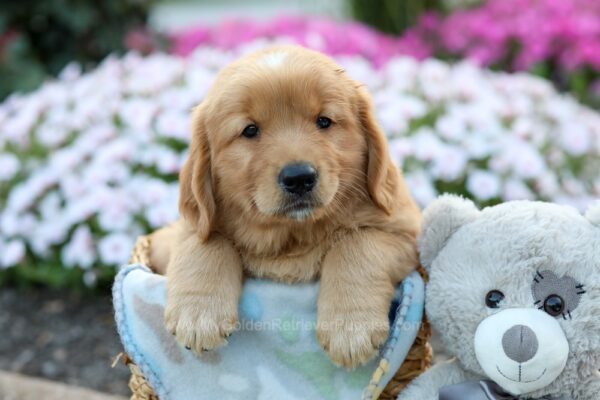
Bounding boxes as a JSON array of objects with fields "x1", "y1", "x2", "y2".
[{"x1": 278, "y1": 163, "x2": 317, "y2": 195}]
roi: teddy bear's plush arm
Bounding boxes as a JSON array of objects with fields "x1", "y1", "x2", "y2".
[{"x1": 397, "y1": 359, "x2": 477, "y2": 400}]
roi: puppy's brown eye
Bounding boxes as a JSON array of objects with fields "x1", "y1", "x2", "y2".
[
  {"x1": 242, "y1": 124, "x2": 259, "y2": 138},
  {"x1": 316, "y1": 116, "x2": 332, "y2": 130}
]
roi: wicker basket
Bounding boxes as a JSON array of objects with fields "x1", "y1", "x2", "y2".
[{"x1": 122, "y1": 235, "x2": 432, "y2": 400}]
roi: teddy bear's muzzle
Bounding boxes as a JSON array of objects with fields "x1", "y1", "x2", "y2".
[{"x1": 473, "y1": 308, "x2": 569, "y2": 396}]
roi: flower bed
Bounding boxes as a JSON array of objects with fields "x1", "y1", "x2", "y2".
[
  {"x1": 171, "y1": 8, "x2": 600, "y2": 107},
  {"x1": 400, "y1": 0, "x2": 600, "y2": 106},
  {"x1": 1, "y1": 43, "x2": 599, "y2": 286}
]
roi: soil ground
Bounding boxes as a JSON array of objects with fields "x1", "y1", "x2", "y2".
[{"x1": 0, "y1": 287, "x2": 130, "y2": 396}]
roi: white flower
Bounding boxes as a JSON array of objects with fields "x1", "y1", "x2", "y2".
[
  {"x1": 467, "y1": 170, "x2": 501, "y2": 201},
  {"x1": 405, "y1": 172, "x2": 437, "y2": 207},
  {"x1": 18, "y1": 213, "x2": 37, "y2": 236},
  {"x1": 503, "y1": 139, "x2": 546, "y2": 179},
  {"x1": 384, "y1": 58, "x2": 418, "y2": 91},
  {"x1": 145, "y1": 202, "x2": 179, "y2": 228},
  {"x1": 156, "y1": 110, "x2": 191, "y2": 141},
  {"x1": 83, "y1": 270, "x2": 98, "y2": 287},
  {"x1": 431, "y1": 145, "x2": 468, "y2": 181},
  {"x1": 435, "y1": 115, "x2": 466, "y2": 141},
  {"x1": 503, "y1": 179, "x2": 534, "y2": 201},
  {"x1": 59, "y1": 62, "x2": 82, "y2": 81},
  {"x1": 535, "y1": 173, "x2": 560, "y2": 197},
  {"x1": 338, "y1": 56, "x2": 381, "y2": 89},
  {"x1": 119, "y1": 98, "x2": 157, "y2": 130},
  {"x1": 0, "y1": 212, "x2": 21, "y2": 236},
  {"x1": 560, "y1": 122, "x2": 592, "y2": 156},
  {"x1": 463, "y1": 134, "x2": 496, "y2": 159},
  {"x1": 63, "y1": 196, "x2": 100, "y2": 226},
  {"x1": 378, "y1": 103, "x2": 409, "y2": 134},
  {"x1": 124, "y1": 54, "x2": 184, "y2": 95},
  {"x1": 0, "y1": 154, "x2": 20, "y2": 181},
  {"x1": 39, "y1": 192, "x2": 62, "y2": 220},
  {"x1": 37, "y1": 123, "x2": 70, "y2": 148},
  {"x1": 3, "y1": 109, "x2": 36, "y2": 148},
  {"x1": 155, "y1": 148, "x2": 181, "y2": 175},
  {"x1": 98, "y1": 233, "x2": 135, "y2": 265},
  {"x1": 389, "y1": 138, "x2": 412, "y2": 166},
  {"x1": 49, "y1": 149, "x2": 82, "y2": 175},
  {"x1": 59, "y1": 176, "x2": 87, "y2": 200},
  {"x1": 61, "y1": 225, "x2": 95, "y2": 269},
  {"x1": 136, "y1": 178, "x2": 170, "y2": 206},
  {"x1": 1, "y1": 239, "x2": 25, "y2": 268},
  {"x1": 98, "y1": 204, "x2": 134, "y2": 232},
  {"x1": 35, "y1": 220, "x2": 70, "y2": 248},
  {"x1": 5, "y1": 184, "x2": 37, "y2": 214},
  {"x1": 562, "y1": 178, "x2": 586, "y2": 196},
  {"x1": 421, "y1": 59, "x2": 451, "y2": 83},
  {"x1": 395, "y1": 96, "x2": 428, "y2": 120},
  {"x1": 411, "y1": 129, "x2": 443, "y2": 161}
]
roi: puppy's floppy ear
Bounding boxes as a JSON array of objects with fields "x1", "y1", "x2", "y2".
[
  {"x1": 179, "y1": 105, "x2": 215, "y2": 242},
  {"x1": 356, "y1": 85, "x2": 399, "y2": 215},
  {"x1": 418, "y1": 195, "x2": 480, "y2": 271}
]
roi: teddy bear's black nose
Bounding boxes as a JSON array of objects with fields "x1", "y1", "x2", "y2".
[{"x1": 502, "y1": 324, "x2": 538, "y2": 363}]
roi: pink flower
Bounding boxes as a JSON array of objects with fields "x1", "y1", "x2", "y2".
[
  {"x1": 432, "y1": 0, "x2": 600, "y2": 74},
  {"x1": 169, "y1": 15, "x2": 412, "y2": 68}
]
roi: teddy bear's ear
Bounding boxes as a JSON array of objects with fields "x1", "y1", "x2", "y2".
[
  {"x1": 585, "y1": 201, "x2": 600, "y2": 227},
  {"x1": 418, "y1": 194, "x2": 480, "y2": 271}
]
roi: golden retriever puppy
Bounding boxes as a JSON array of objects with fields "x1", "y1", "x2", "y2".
[{"x1": 151, "y1": 45, "x2": 421, "y2": 369}]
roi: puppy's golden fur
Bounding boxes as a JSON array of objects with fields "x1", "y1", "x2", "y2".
[{"x1": 151, "y1": 46, "x2": 421, "y2": 368}]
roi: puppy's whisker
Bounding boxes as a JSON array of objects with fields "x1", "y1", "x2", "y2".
[
  {"x1": 337, "y1": 166, "x2": 368, "y2": 176},
  {"x1": 338, "y1": 182, "x2": 368, "y2": 200}
]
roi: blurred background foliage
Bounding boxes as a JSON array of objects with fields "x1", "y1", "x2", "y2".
[
  {"x1": 0, "y1": 0, "x2": 157, "y2": 101},
  {"x1": 349, "y1": 0, "x2": 442, "y2": 35}
]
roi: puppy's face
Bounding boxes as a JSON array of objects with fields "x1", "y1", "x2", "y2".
[
  {"x1": 180, "y1": 46, "x2": 398, "y2": 239},
  {"x1": 207, "y1": 49, "x2": 365, "y2": 222}
]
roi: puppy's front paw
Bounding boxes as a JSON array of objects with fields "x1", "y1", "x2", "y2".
[
  {"x1": 165, "y1": 294, "x2": 238, "y2": 354},
  {"x1": 317, "y1": 310, "x2": 389, "y2": 369}
]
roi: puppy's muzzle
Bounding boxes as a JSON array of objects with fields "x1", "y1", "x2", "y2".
[{"x1": 278, "y1": 162, "x2": 318, "y2": 196}]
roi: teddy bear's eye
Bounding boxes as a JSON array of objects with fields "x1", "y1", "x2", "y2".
[
  {"x1": 543, "y1": 294, "x2": 565, "y2": 317},
  {"x1": 485, "y1": 290, "x2": 505, "y2": 309},
  {"x1": 532, "y1": 270, "x2": 583, "y2": 320}
]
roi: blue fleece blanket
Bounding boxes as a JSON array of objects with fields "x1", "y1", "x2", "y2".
[{"x1": 113, "y1": 264, "x2": 424, "y2": 400}]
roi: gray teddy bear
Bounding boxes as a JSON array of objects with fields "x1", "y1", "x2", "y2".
[{"x1": 398, "y1": 195, "x2": 600, "y2": 400}]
